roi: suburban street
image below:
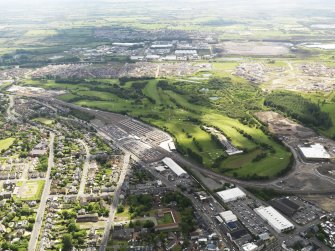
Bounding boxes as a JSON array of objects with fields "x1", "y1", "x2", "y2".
[
  {"x1": 28, "y1": 132, "x2": 55, "y2": 251},
  {"x1": 99, "y1": 153, "x2": 131, "y2": 251},
  {"x1": 78, "y1": 139, "x2": 90, "y2": 196}
]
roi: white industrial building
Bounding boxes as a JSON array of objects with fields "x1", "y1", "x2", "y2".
[
  {"x1": 215, "y1": 216, "x2": 224, "y2": 224},
  {"x1": 299, "y1": 143, "x2": 331, "y2": 161},
  {"x1": 162, "y1": 157, "x2": 188, "y2": 178},
  {"x1": 146, "y1": 55, "x2": 160, "y2": 61},
  {"x1": 151, "y1": 44, "x2": 173, "y2": 49},
  {"x1": 219, "y1": 211, "x2": 238, "y2": 223},
  {"x1": 254, "y1": 206, "x2": 295, "y2": 233},
  {"x1": 175, "y1": 50, "x2": 197, "y2": 56},
  {"x1": 217, "y1": 187, "x2": 246, "y2": 203},
  {"x1": 242, "y1": 243, "x2": 259, "y2": 251},
  {"x1": 155, "y1": 166, "x2": 166, "y2": 173}
]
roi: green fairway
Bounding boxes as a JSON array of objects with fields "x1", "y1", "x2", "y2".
[
  {"x1": 142, "y1": 81, "x2": 162, "y2": 105},
  {"x1": 27, "y1": 76, "x2": 292, "y2": 179},
  {"x1": 77, "y1": 91, "x2": 120, "y2": 100},
  {"x1": 33, "y1": 117, "x2": 55, "y2": 125},
  {"x1": 0, "y1": 138, "x2": 15, "y2": 152},
  {"x1": 58, "y1": 93, "x2": 79, "y2": 102},
  {"x1": 74, "y1": 100, "x2": 133, "y2": 113}
]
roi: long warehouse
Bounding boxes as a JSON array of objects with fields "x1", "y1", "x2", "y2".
[
  {"x1": 162, "y1": 157, "x2": 189, "y2": 178},
  {"x1": 254, "y1": 206, "x2": 295, "y2": 233}
]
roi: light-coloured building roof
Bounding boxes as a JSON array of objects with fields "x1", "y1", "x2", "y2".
[
  {"x1": 254, "y1": 206, "x2": 294, "y2": 233},
  {"x1": 151, "y1": 44, "x2": 173, "y2": 49},
  {"x1": 219, "y1": 211, "x2": 237, "y2": 223},
  {"x1": 299, "y1": 143, "x2": 331, "y2": 159},
  {"x1": 242, "y1": 243, "x2": 258, "y2": 251},
  {"x1": 175, "y1": 50, "x2": 197, "y2": 55},
  {"x1": 215, "y1": 216, "x2": 224, "y2": 223},
  {"x1": 217, "y1": 187, "x2": 246, "y2": 202},
  {"x1": 155, "y1": 166, "x2": 166, "y2": 172},
  {"x1": 146, "y1": 55, "x2": 160, "y2": 60},
  {"x1": 30, "y1": 149, "x2": 48, "y2": 156},
  {"x1": 162, "y1": 157, "x2": 187, "y2": 177}
]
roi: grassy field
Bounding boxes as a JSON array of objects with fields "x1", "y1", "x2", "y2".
[
  {"x1": 16, "y1": 180, "x2": 45, "y2": 201},
  {"x1": 33, "y1": 117, "x2": 55, "y2": 125},
  {"x1": 142, "y1": 80, "x2": 162, "y2": 105},
  {"x1": 0, "y1": 138, "x2": 15, "y2": 152},
  {"x1": 157, "y1": 212, "x2": 175, "y2": 225},
  {"x1": 300, "y1": 91, "x2": 335, "y2": 138},
  {"x1": 25, "y1": 77, "x2": 292, "y2": 179},
  {"x1": 321, "y1": 103, "x2": 335, "y2": 137},
  {"x1": 24, "y1": 29, "x2": 58, "y2": 37}
]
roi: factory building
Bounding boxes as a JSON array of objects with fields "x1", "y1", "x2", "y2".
[
  {"x1": 298, "y1": 143, "x2": 331, "y2": 161},
  {"x1": 175, "y1": 50, "x2": 198, "y2": 56},
  {"x1": 217, "y1": 187, "x2": 246, "y2": 203},
  {"x1": 254, "y1": 206, "x2": 295, "y2": 233},
  {"x1": 241, "y1": 243, "x2": 259, "y2": 251},
  {"x1": 155, "y1": 166, "x2": 167, "y2": 173},
  {"x1": 151, "y1": 44, "x2": 174, "y2": 49},
  {"x1": 270, "y1": 197, "x2": 301, "y2": 217},
  {"x1": 162, "y1": 157, "x2": 188, "y2": 178},
  {"x1": 219, "y1": 211, "x2": 238, "y2": 223}
]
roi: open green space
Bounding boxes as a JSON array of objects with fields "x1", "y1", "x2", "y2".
[
  {"x1": 264, "y1": 91, "x2": 332, "y2": 130},
  {"x1": 33, "y1": 117, "x2": 55, "y2": 125},
  {"x1": 25, "y1": 77, "x2": 292, "y2": 179},
  {"x1": 0, "y1": 137, "x2": 15, "y2": 152},
  {"x1": 157, "y1": 212, "x2": 174, "y2": 225},
  {"x1": 296, "y1": 91, "x2": 335, "y2": 138},
  {"x1": 16, "y1": 180, "x2": 45, "y2": 201},
  {"x1": 321, "y1": 103, "x2": 335, "y2": 138}
]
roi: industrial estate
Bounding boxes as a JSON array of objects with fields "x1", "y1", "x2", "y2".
[{"x1": 0, "y1": 0, "x2": 335, "y2": 251}]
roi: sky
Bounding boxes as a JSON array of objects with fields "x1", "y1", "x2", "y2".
[
  {"x1": 0, "y1": 0, "x2": 334, "y2": 16},
  {"x1": 2, "y1": 0, "x2": 334, "y2": 4}
]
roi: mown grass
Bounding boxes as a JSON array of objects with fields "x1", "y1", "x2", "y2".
[
  {"x1": 16, "y1": 180, "x2": 45, "y2": 201},
  {"x1": 0, "y1": 137, "x2": 15, "y2": 152},
  {"x1": 142, "y1": 80, "x2": 162, "y2": 105},
  {"x1": 25, "y1": 77, "x2": 292, "y2": 179},
  {"x1": 32, "y1": 117, "x2": 55, "y2": 125}
]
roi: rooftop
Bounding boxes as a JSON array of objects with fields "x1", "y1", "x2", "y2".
[
  {"x1": 162, "y1": 157, "x2": 187, "y2": 177},
  {"x1": 299, "y1": 143, "x2": 331, "y2": 159},
  {"x1": 217, "y1": 187, "x2": 246, "y2": 202},
  {"x1": 254, "y1": 206, "x2": 294, "y2": 232}
]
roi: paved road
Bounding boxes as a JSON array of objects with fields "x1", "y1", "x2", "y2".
[
  {"x1": 78, "y1": 139, "x2": 90, "y2": 196},
  {"x1": 28, "y1": 132, "x2": 55, "y2": 251},
  {"x1": 6, "y1": 95, "x2": 19, "y2": 122},
  {"x1": 99, "y1": 153, "x2": 131, "y2": 251}
]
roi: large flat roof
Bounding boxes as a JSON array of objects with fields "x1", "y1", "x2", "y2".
[
  {"x1": 254, "y1": 206, "x2": 294, "y2": 232},
  {"x1": 162, "y1": 157, "x2": 187, "y2": 177},
  {"x1": 219, "y1": 211, "x2": 238, "y2": 223},
  {"x1": 217, "y1": 187, "x2": 246, "y2": 202},
  {"x1": 299, "y1": 143, "x2": 331, "y2": 159}
]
